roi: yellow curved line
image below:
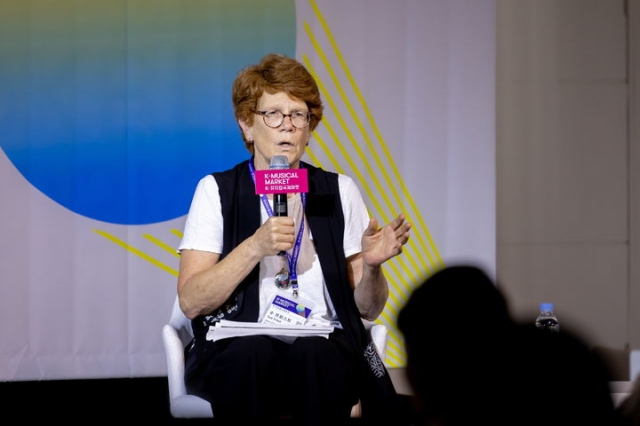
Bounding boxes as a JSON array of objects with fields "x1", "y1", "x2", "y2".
[
  {"x1": 308, "y1": 0, "x2": 443, "y2": 272},
  {"x1": 304, "y1": 0, "x2": 447, "y2": 366},
  {"x1": 303, "y1": 56, "x2": 427, "y2": 281},
  {"x1": 307, "y1": 89, "x2": 419, "y2": 303},
  {"x1": 308, "y1": 128, "x2": 410, "y2": 298},
  {"x1": 303, "y1": 56, "x2": 435, "y2": 283}
]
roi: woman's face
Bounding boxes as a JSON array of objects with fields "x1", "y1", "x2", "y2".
[{"x1": 239, "y1": 91, "x2": 311, "y2": 170}]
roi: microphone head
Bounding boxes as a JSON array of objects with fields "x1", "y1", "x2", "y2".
[{"x1": 269, "y1": 155, "x2": 289, "y2": 170}]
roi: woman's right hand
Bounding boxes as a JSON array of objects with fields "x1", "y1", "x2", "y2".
[{"x1": 253, "y1": 216, "x2": 295, "y2": 256}]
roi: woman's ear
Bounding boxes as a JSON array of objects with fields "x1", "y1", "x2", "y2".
[{"x1": 239, "y1": 119, "x2": 252, "y2": 142}]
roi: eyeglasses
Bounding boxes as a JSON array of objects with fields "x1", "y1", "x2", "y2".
[{"x1": 253, "y1": 110, "x2": 311, "y2": 129}]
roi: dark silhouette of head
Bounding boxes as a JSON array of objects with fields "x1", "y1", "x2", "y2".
[
  {"x1": 397, "y1": 265, "x2": 516, "y2": 424},
  {"x1": 398, "y1": 265, "x2": 619, "y2": 426}
]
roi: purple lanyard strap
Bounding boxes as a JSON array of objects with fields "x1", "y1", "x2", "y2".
[{"x1": 248, "y1": 159, "x2": 306, "y2": 296}]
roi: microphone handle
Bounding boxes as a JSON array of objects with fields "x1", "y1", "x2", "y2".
[
  {"x1": 273, "y1": 193, "x2": 288, "y2": 217},
  {"x1": 273, "y1": 193, "x2": 287, "y2": 256}
]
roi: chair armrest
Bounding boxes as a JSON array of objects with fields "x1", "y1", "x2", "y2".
[
  {"x1": 362, "y1": 319, "x2": 388, "y2": 362},
  {"x1": 162, "y1": 323, "x2": 188, "y2": 400}
]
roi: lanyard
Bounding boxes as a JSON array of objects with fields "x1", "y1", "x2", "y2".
[{"x1": 248, "y1": 159, "x2": 306, "y2": 297}]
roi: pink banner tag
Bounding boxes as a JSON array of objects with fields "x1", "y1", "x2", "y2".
[{"x1": 254, "y1": 168, "x2": 309, "y2": 194}]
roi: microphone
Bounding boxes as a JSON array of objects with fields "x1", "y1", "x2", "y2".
[
  {"x1": 270, "y1": 155, "x2": 289, "y2": 217},
  {"x1": 270, "y1": 155, "x2": 289, "y2": 256}
]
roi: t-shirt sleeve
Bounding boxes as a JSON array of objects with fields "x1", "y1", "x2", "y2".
[
  {"x1": 339, "y1": 174, "x2": 370, "y2": 258},
  {"x1": 177, "y1": 174, "x2": 223, "y2": 254}
]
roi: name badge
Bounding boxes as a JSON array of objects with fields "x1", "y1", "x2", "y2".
[{"x1": 262, "y1": 295, "x2": 311, "y2": 326}]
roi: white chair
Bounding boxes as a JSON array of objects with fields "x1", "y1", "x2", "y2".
[{"x1": 162, "y1": 295, "x2": 389, "y2": 419}]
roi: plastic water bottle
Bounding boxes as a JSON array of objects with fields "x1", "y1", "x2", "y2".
[{"x1": 535, "y1": 302, "x2": 560, "y2": 332}]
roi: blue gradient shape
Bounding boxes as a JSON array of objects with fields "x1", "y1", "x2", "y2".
[{"x1": 0, "y1": 1, "x2": 296, "y2": 224}]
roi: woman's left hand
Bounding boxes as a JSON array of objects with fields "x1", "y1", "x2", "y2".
[{"x1": 361, "y1": 213, "x2": 411, "y2": 267}]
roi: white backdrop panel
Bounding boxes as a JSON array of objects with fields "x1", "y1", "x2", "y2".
[{"x1": 0, "y1": 0, "x2": 495, "y2": 380}]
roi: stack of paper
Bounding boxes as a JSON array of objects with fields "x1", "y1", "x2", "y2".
[{"x1": 206, "y1": 320, "x2": 334, "y2": 343}]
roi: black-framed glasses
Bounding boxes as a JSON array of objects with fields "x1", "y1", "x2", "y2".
[{"x1": 253, "y1": 110, "x2": 311, "y2": 129}]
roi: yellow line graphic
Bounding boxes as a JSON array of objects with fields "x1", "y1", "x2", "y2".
[
  {"x1": 144, "y1": 233, "x2": 180, "y2": 258},
  {"x1": 93, "y1": 229, "x2": 179, "y2": 277},
  {"x1": 307, "y1": 0, "x2": 442, "y2": 272},
  {"x1": 304, "y1": 0, "x2": 447, "y2": 367}
]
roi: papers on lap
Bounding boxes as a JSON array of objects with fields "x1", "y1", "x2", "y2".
[{"x1": 206, "y1": 320, "x2": 334, "y2": 344}]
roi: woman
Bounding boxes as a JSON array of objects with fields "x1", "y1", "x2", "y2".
[{"x1": 177, "y1": 53, "x2": 411, "y2": 424}]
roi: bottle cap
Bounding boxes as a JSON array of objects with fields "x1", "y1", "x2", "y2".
[{"x1": 540, "y1": 302, "x2": 553, "y2": 311}]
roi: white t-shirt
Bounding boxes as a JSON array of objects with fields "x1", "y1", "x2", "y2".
[{"x1": 178, "y1": 172, "x2": 370, "y2": 328}]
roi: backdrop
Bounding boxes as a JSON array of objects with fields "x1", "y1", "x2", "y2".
[{"x1": 0, "y1": 0, "x2": 495, "y2": 380}]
